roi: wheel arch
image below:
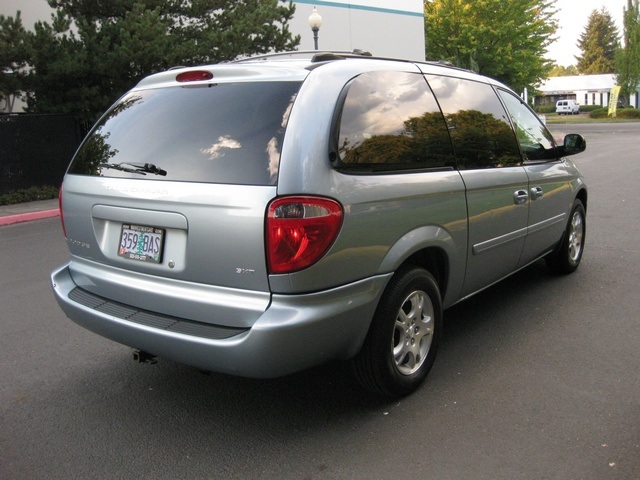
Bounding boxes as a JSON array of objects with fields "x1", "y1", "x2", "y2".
[
  {"x1": 401, "y1": 248, "x2": 448, "y2": 298},
  {"x1": 378, "y1": 226, "x2": 459, "y2": 301},
  {"x1": 576, "y1": 187, "x2": 587, "y2": 212}
]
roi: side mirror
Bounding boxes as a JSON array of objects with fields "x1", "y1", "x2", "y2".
[{"x1": 562, "y1": 133, "x2": 586, "y2": 156}]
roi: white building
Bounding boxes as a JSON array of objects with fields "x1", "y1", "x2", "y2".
[
  {"x1": 289, "y1": 1, "x2": 425, "y2": 60},
  {"x1": 535, "y1": 74, "x2": 640, "y2": 108}
]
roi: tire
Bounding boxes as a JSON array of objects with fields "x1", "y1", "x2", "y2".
[
  {"x1": 352, "y1": 266, "x2": 442, "y2": 397},
  {"x1": 546, "y1": 199, "x2": 586, "y2": 274}
]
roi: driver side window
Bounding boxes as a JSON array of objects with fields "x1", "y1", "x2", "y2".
[{"x1": 498, "y1": 89, "x2": 557, "y2": 161}]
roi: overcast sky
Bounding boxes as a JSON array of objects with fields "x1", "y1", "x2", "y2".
[
  {"x1": 2, "y1": 0, "x2": 54, "y2": 27},
  {"x1": 2, "y1": 0, "x2": 629, "y2": 67}
]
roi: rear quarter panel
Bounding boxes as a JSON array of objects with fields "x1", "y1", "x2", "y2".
[{"x1": 271, "y1": 62, "x2": 468, "y2": 300}]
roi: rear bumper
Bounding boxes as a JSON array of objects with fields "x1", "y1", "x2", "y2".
[{"x1": 51, "y1": 264, "x2": 390, "y2": 378}]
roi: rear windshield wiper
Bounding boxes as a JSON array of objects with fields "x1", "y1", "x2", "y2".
[{"x1": 99, "y1": 162, "x2": 167, "y2": 176}]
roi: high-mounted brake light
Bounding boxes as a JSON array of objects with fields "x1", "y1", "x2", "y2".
[
  {"x1": 176, "y1": 70, "x2": 214, "y2": 83},
  {"x1": 266, "y1": 196, "x2": 343, "y2": 274}
]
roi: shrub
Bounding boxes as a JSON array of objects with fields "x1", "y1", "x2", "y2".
[
  {"x1": 617, "y1": 108, "x2": 640, "y2": 119},
  {"x1": 533, "y1": 105, "x2": 555, "y2": 114},
  {"x1": 533, "y1": 104, "x2": 601, "y2": 114},
  {"x1": 588, "y1": 107, "x2": 640, "y2": 119},
  {"x1": 589, "y1": 108, "x2": 610, "y2": 118},
  {"x1": 579, "y1": 105, "x2": 601, "y2": 112},
  {"x1": 0, "y1": 185, "x2": 59, "y2": 205}
]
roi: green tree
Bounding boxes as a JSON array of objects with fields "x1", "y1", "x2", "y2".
[
  {"x1": 0, "y1": 11, "x2": 30, "y2": 112},
  {"x1": 549, "y1": 64, "x2": 578, "y2": 76},
  {"x1": 22, "y1": 0, "x2": 300, "y2": 122},
  {"x1": 24, "y1": 11, "x2": 99, "y2": 119},
  {"x1": 615, "y1": 0, "x2": 640, "y2": 106},
  {"x1": 576, "y1": 8, "x2": 620, "y2": 74},
  {"x1": 424, "y1": 0, "x2": 558, "y2": 93}
]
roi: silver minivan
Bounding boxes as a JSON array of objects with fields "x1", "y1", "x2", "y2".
[{"x1": 51, "y1": 51, "x2": 587, "y2": 397}]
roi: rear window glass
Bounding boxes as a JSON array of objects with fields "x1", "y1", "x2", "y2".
[{"x1": 68, "y1": 82, "x2": 301, "y2": 185}]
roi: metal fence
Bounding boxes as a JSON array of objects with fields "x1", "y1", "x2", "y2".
[{"x1": 0, "y1": 113, "x2": 86, "y2": 194}]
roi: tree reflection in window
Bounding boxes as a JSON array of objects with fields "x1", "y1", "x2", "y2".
[
  {"x1": 426, "y1": 75, "x2": 522, "y2": 169},
  {"x1": 336, "y1": 71, "x2": 455, "y2": 172},
  {"x1": 442, "y1": 109, "x2": 521, "y2": 169},
  {"x1": 69, "y1": 95, "x2": 144, "y2": 175}
]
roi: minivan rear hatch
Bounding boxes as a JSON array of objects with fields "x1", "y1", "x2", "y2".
[{"x1": 61, "y1": 71, "x2": 303, "y2": 323}]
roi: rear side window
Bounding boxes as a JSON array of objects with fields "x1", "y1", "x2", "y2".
[
  {"x1": 68, "y1": 82, "x2": 301, "y2": 185},
  {"x1": 333, "y1": 71, "x2": 455, "y2": 172},
  {"x1": 426, "y1": 75, "x2": 521, "y2": 169}
]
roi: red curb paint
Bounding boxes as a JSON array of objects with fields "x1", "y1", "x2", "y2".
[{"x1": 0, "y1": 209, "x2": 60, "y2": 226}]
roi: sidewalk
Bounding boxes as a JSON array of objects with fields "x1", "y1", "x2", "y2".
[{"x1": 0, "y1": 198, "x2": 60, "y2": 226}]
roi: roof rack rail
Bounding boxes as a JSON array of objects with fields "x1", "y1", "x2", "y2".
[
  {"x1": 422, "y1": 59, "x2": 475, "y2": 73},
  {"x1": 230, "y1": 50, "x2": 475, "y2": 74},
  {"x1": 232, "y1": 49, "x2": 373, "y2": 63},
  {"x1": 311, "y1": 49, "x2": 373, "y2": 62}
]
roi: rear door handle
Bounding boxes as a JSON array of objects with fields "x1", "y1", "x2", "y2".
[
  {"x1": 531, "y1": 186, "x2": 543, "y2": 200},
  {"x1": 514, "y1": 190, "x2": 529, "y2": 205}
]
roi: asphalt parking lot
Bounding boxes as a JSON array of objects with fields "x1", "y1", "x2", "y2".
[{"x1": 1, "y1": 122, "x2": 639, "y2": 479}]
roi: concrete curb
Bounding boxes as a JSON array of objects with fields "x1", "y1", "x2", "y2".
[{"x1": 0, "y1": 209, "x2": 60, "y2": 226}]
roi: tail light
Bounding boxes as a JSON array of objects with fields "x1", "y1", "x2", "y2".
[
  {"x1": 266, "y1": 196, "x2": 343, "y2": 274},
  {"x1": 59, "y1": 183, "x2": 66, "y2": 238}
]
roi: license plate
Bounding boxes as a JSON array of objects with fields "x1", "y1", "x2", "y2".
[{"x1": 118, "y1": 224, "x2": 164, "y2": 263}]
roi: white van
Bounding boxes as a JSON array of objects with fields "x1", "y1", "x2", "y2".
[{"x1": 556, "y1": 99, "x2": 580, "y2": 115}]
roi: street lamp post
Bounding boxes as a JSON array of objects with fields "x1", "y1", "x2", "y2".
[
  {"x1": 1, "y1": 68, "x2": 15, "y2": 113},
  {"x1": 308, "y1": 6, "x2": 322, "y2": 50}
]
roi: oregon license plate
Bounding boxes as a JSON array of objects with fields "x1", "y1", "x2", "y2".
[{"x1": 118, "y1": 224, "x2": 164, "y2": 263}]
